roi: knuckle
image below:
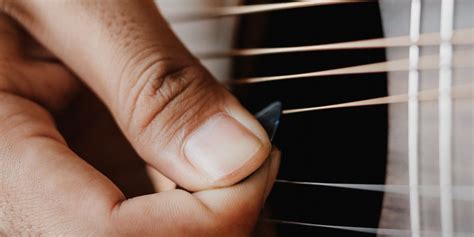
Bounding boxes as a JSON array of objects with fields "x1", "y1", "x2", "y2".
[{"x1": 122, "y1": 59, "x2": 225, "y2": 146}]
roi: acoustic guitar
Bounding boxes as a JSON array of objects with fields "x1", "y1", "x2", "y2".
[{"x1": 158, "y1": 1, "x2": 473, "y2": 236}]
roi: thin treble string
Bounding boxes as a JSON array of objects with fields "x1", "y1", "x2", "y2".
[
  {"x1": 233, "y1": 50, "x2": 473, "y2": 84},
  {"x1": 196, "y1": 28, "x2": 473, "y2": 59},
  {"x1": 161, "y1": 0, "x2": 368, "y2": 23},
  {"x1": 438, "y1": 0, "x2": 455, "y2": 236},
  {"x1": 407, "y1": 0, "x2": 422, "y2": 236},
  {"x1": 264, "y1": 218, "x2": 409, "y2": 236},
  {"x1": 275, "y1": 179, "x2": 474, "y2": 201},
  {"x1": 263, "y1": 218, "x2": 473, "y2": 237},
  {"x1": 281, "y1": 85, "x2": 473, "y2": 114}
]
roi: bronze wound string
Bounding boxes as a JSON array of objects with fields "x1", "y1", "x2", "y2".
[
  {"x1": 196, "y1": 28, "x2": 473, "y2": 59},
  {"x1": 162, "y1": 0, "x2": 368, "y2": 23},
  {"x1": 281, "y1": 85, "x2": 473, "y2": 114},
  {"x1": 158, "y1": 1, "x2": 473, "y2": 235},
  {"x1": 233, "y1": 50, "x2": 473, "y2": 84}
]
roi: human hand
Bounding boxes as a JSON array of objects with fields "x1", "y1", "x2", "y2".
[{"x1": 0, "y1": 1, "x2": 278, "y2": 236}]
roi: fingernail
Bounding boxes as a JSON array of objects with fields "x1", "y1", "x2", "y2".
[{"x1": 184, "y1": 114, "x2": 263, "y2": 181}]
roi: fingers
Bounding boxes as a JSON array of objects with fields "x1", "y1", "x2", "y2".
[
  {"x1": 0, "y1": 13, "x2": 55, "y2": 62},
  {"x1": 0, "y1": 86, "x2": 280, "y2": 236},
  {"x1": 0, "y1": 93, "x2": 123, "y2": 235},
  {"x1": 6, "y1": 0, "x2": 271, "y2": 190},
  {"x1": 0, "y1": 15, "x2": 116, "y2": 235},
  {"x1": 110, "y1": 148, "x2": 281, "y2": 237},
  {"x1": 0, "y1": 13, "x2": 78, "y2": 111}
]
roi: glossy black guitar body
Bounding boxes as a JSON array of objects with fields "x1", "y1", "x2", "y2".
[{"x1": 233, "y1": 1, "x2": 388, "y2": 236}]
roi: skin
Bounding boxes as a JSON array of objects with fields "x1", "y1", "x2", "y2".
[{"x1": 0, "y1": 1, "x2": 279, "y2": 236}]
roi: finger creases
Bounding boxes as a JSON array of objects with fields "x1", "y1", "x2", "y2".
[
  {"x1": 6, "y1": 0, "x2": 272, "y2": 191},
  {"x1": 0, "y1": 1, "x2": 281, "y2": 235},
  {"x1": 126, "y1": 64, "x2": 272, "y2": 191}
]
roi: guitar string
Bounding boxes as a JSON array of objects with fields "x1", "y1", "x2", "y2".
[
  {"x1": 407, "y1": 0, "x2": 421, "y2": 236},
  {"x1": 281, "y1": 85, "x2": 473, "y2": 114},
  {"x1": 439, "y1": 1, "x2": 455, "y2": 236},
  {"x1": 196, "y1": 28, "x2": 473, "y2": 59},
  {"x1": 160, "y1": 0, "x2": 368, "y2": 23},
  {"x1": 262, "y1": 218, "x2": 473, "y2": 237},
  {"x1": 264, "y1": 219, "x2": 408, "y2": 236},
  {"x1": 160, "y1": 0, "x2": 472, "y2": 235},
  {"x1": 274, "y1": 179, "x2": 474, "y2": 201},
  {"x1": 232, "y1": 50, "x2": 473, "y2": 84}
]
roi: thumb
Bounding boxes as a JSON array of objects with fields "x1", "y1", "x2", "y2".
[{"x1": 5, "y1": 0, "x2": 271, "y2": 191}]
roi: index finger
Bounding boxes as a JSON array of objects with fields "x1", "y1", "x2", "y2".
[{"x1": 3, "y1": 0, "x2": 272, "y2": 191}]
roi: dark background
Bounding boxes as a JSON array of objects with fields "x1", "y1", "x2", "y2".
[{"x1": 232, "y1": 1, "x2": 389, "y2": 236}]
